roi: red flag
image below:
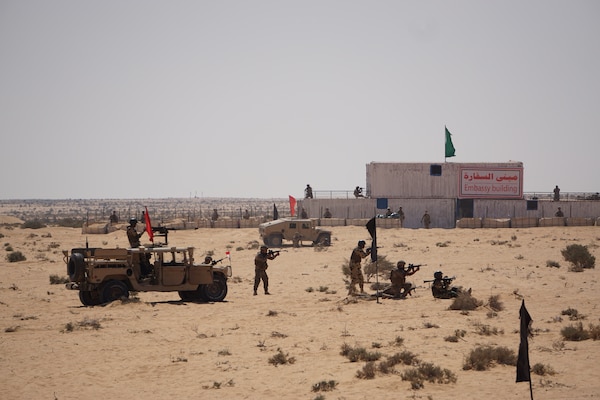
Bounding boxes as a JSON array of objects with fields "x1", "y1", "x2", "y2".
[
  {"x1": 144, "y1": 206, "x2": 154, "y2": 243},
  {"x1": 289, "y1": 195, "x2": 297, "y2": 217}
]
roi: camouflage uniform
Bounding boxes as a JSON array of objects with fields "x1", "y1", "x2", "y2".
[
  {"x1": 421, "y1": 211, "x2": 431, "y2": 229},
  {"x1": 127, "y1": 224, "x2": 142, "y2": 248},
  {"x1": 384, "y1": 262, "x2": 418, "y2": 298},
  {"x1": 254, "y1": 246, "x2": 278, "y2": 295},
  {"x1": 348, "y1": 242, "x2": 370, "y2": 295}
]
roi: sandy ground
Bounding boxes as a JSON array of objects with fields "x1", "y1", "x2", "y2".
[{"x1": 1, "y1": 222, "x2": 599, "y2": 399}]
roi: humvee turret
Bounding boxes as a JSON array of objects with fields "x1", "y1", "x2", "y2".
[
  {"x1": 258, "y1": 218, "x2": 331, "y2": 247},
  {"x1": 63, "y1": 245, "x2": 231, "y2": 306}
]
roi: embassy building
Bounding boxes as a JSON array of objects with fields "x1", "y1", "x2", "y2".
[{"x1": 301, "y1": 161, "x2": 600, "y2": 229}]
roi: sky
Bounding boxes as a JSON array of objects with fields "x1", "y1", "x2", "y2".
[{"x1": 1, "y1": 0, "x2": 599, "y2": 200}]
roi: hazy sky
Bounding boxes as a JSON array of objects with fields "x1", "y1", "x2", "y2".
[{"x1": 1, "y1": 0, "x2": 598, "y2": 200}]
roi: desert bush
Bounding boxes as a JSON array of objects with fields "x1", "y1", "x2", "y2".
[
  {"x1": 340, "y1": 344, "x2": 381, "y2": 362},
  {"x1": 55, "y1": 218, "x2": 83, "y2": 228},
  {"x1": 356, "y1": 361, "x2": 376, "y2": 379},
  {"x1": 22, "y1": 219, "x2": 46, "y2": 229},
  {"x1": 463, "y1": 345, "x2": 516, "y2": 371},
  {"x1": 561, "y1": 307, "x2": 584, "y2": 321},
  {"x1": 561, "y1": 322, "x2": 590, "y2": 341},
  {"x1": 6, "y1": 251, "x2": 26, "y2": 262},
  {"x1": 311, "y1": 380, "x2": 338, "y2": 392},
  {"x1": 385, "y1": 350, "x2": 419, "y2": 367},
  {"x1": 532, "y1": 363, "x2": 556, "y2": 376},
  {"x1": 449, "y1": 292, "x2": 482, "y2": 311},
  {"x1": 401, "y1": 362, "x2": 457, "y2": 389},
  {"x1": 474, "y1": 323, "x2": 503, "y2": 336},
  {"x1": 268, "y1": 348, "x2": 296, "y2": 366},
  {"x1": 561, "y1": 244, "x2": 595, "y2": 270},
  {"x1": 488, "y1": 294, "x2": 504, "y2": 311},
  {"x1": 588, "y1": 323, "x2": 600, "y2": 340},
  {"x1": 363, "y1": 255, "x2": 394, "y2": 281},
  {"x1": 49, "y1": 274, "x2": 69, "y2": 284},
  {"x1": 546, "y1": 260, "x2": 560, "y2": 268},
  {"x1": 5, "y1": 245, "x2": 13, "y2": 251}
]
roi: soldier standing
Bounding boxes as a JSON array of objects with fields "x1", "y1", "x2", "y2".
[
  {"x1": 254, "y1": 245, "x2": 279, "y2": 295},
  {"x1": 397, "y1": 207, "x2": 405, "y2": 227},
  {"x1": 347, "y1": 240, "x2": 371, "y2": 295},
  {"x1": 305, "y1": 184, "x2": 313, "y2": 199},
  {"x1": 421, "y1": 211, "x2": 431, "y2": 229},
  {"x1": 127, "y1": 218, "x2": 144, "y2": 248}
]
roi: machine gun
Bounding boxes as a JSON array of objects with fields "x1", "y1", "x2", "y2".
[
  {"x1": 151, "y1": 226, "x2": 174, "y2": 245},
  {"x1": 209, "y1": 257, "x2": 226, "y2": 266}
]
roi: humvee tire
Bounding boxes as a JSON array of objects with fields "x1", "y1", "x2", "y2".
[
  {"x1": 202, "y1": 274, "x2": 228, "y2": 302},
  {"x1": 79, "y1": 290, "x2": 102, "y2": 306},
  {"x1": 266, "y1": 234, "x2": 283, "y2": 247},
  {"x1": 101, "y1": 280, "x2": 129, "y2": 303},
  {"x1": 68, "y1": 253, "x2": 85, "y2": 282},
  {"x1": 316, "y1": 233, "x2": 331, "y2": 246}
]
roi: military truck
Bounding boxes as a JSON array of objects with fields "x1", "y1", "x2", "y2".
[
  {"x1": 63, "y1": 245, "x2": 232, "y2": 306},
  {"x1": 258, "y1": 218, "x2": 331, "y2": 247}
]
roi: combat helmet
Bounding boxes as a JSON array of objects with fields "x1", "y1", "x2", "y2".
[{"x1": 434, "y1": 271, "x2": 443, "y2": 280}]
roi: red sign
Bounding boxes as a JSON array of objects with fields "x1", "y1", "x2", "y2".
[{"x1": 459, "y1": 167, "x2": 523, "y2": 199}]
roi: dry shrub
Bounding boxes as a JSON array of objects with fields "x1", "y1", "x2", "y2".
[
  {"x1": 356, "y1": 361, "x2": 376, "y2": 379},
  {"x1": 532, "y1": 363, "x2": 556, "y2": 376},
  {"x1": 561, "y1": 307, "x2": 584, "y2": 321},
  {"x1": 488, "y1": 294, "x2": 504, "y2": 311},
  {"x1": 268, "y1": 348, "x2": 296, "y2": 366},
  {"x1": 561, "y1": 244, "x2": 595, "y2": 270},
  {"x1": 311, "y1": 380, "x2": 338, "y2": 392},
  {"x1": 463, "y1": 345, "x2": 516, "y2": 371},
  {"x1": 401, "y1": 362, "x2": 457, "y2": 389},
  {"x1": 561, "y1": 322, "x2": 590, "y2": 341},
  {"x1": 6, "y1": 251, "x2": 26, "y2": 262},
  {"x1": 588, "y1": 323, "x2": 600, "y2": 340},
  {"x1": 449, "y1": 292, "x2": 482, "y2": 311},
  {"x1": 49, "y1": 274, "x2": 69, "y2": 285},
  {"x1": 340, "y1": 344, "x2": 382, "y2": 362}
]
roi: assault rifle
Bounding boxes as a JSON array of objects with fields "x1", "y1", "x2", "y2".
[
  {"x1": 268, "y1": 249, "x2": 288, "y2": 256},
  {"x1": 407, "y1": 263, "x2": 426, "y2": 270}
]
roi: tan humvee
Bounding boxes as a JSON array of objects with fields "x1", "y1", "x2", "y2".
[
  {"x1": 258, "y1": 218, "x2": 332, "y2": 247},
  {"x1": 63, "y1": 245, "x2": 232, "y2": 306}
]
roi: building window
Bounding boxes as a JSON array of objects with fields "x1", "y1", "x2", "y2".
[{"x1": 430, "y1": 165, "x2": 442, "y2": 176}]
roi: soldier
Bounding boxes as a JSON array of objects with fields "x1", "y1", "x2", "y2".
[
  {"x1": 383, "y1": 261, "x2": 419, "y2": 298},
  {"x1": 242, "y1": 209, "x2": 250, "y2": 220},
  {"x1": 354, "y1": 186, "x2": 364, "y2": 198},
  {"x1": 300, "y1": 207, "x2": 308, "y2": 218},
  {"x1": 127, "y1": 218, "x2": 151, "y2": 277},
  {"x1": 421, "y1": 211, "x2": 431, "y2": 229},
  {"x1": 430, "y1": 271, "x2": 465, "y2": 299},
  {"x1": 305, "y1": 184, "x2": 313, "y2": 199},
  {"x1": 555, "y1": 207, "x2": 564, "y2": 217},
  {"x1": 254, "y1": 245, "x2": 279, "y2": 295},
  {"x1": 553, "y1": 185, "x2": 560, "y2": 201},
  {"x1": 347, "y1": 240, "x2": 371, "y2": 295},
  {"x1": 127, "y1": 218, "x2": 144, "y2": 248},
  {"x1": 397, "y1": 207, "x2": 405, "y2": 227},
  {"x1": 323, "y1": 208, "x2": 332, "y2": 218},
  {"x1": 109, "y1": 211, "x2": 119, "y2": 224},
  {"x1": 211, "y1": 209, "x2": 219, "y2": 221}
]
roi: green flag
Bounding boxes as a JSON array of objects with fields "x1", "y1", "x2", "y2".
[{"x1": 445, "y1": 126, "x2": 456, "y2": 158}]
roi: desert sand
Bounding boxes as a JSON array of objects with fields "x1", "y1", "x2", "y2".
[{"x1": 1, "y1": 221, "x2": 599, "y2": 399}]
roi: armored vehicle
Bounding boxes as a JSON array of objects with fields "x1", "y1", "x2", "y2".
[
  {"x1": 258, "y1": 218, "x2": 331, "y2": 247},
  {"x1": 64, "y1": 245, "x2": 231, "y2": 306}
]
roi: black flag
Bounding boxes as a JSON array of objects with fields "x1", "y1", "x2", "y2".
[
  {"x1": 516, "y1": 299, "x2": 533, "y2": 382},
  {"x1": 366, "y1": 217, "x2": 377, "y2": 262},
  {"x1": 273, "y1": 204, "x2": 279, "y2": 220}
]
